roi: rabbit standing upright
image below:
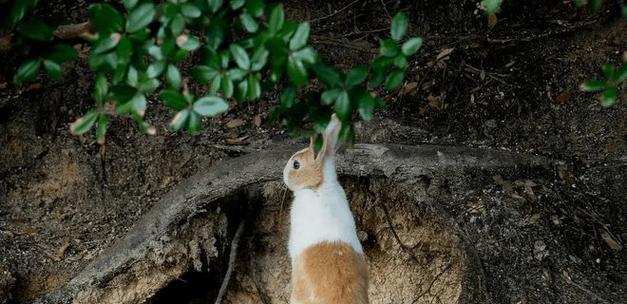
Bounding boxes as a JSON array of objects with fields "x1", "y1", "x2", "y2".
[{"x1": 283, "y1": 114, "x2": 369, "y2": 304}]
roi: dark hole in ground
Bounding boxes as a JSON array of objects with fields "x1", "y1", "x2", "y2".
[{"x1": 147, "y1": 271, "x2": 218, "y2": 304}]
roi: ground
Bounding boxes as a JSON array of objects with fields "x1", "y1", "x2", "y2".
[{"x1": 0, "y1": 0, "x2": 625, "y2": 303}]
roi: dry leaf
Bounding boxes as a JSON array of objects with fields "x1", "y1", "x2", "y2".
[
  {"x1": 225, "y1": 135, "x2": 249, "y2": 145},
  {"x1": 553, "y1": 91, "x2": 572, "y2": 105},
  {"x1": 487, "y1": 13, "x2": 498, "y2": 29},
  {"x1": 226, "y1": 118, "x2": 245, "y2": 128},
  {"x1": 601, "y1": 231, "x2": 623, "y2": 251},
  {"x1": 427, "y1": 95, "x2": 443, "y2": 109},
  {"x1": 53, "y1": 238, "x2": 71, "y2": 261},
  {"x1": 253, "y1": 114, "x2": 262, "y2": 127},
  {"x1": 436, "y1": 48, "x2": 455, "y2": 61},
  {"x1": 399, "y1": 82, "x2": 418, "y2": 96}
]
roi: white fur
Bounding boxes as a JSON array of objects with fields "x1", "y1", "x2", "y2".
[{"x1": 287, "y1": 157, "x2": 363, "y2": 259}]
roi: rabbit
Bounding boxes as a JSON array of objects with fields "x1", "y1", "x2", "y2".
[{"x1": 283, "y1": 114, "x2": 369, "y2": 304}]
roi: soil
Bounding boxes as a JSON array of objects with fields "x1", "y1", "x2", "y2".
[{"x1": 0, "y1": 0, "x2": 626, "y2": 304}]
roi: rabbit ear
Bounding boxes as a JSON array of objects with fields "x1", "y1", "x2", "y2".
[{"x1": 316, "y1": 114, "x2": 341, "y2": 161}]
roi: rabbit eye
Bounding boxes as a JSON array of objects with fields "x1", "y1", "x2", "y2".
[{"x1": 293, "y1": 160, "x2": 301, "y2": 170}]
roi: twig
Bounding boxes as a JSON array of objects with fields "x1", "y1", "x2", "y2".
[
  {"x1": 311, "y1": 38, "x2": 378, "y2": 54},
  {"x1": 487, "y1": 19, "x2": 598, "y2": 45},
  {"x1": 308, "y1": 0, "x2": 362, "y2": 23},
  {"x1": 379, "y1": 200, "x2": 422, "y2": 265},
  {"x1": 214, "y1": 219, "x2": 246, "y2": 304},
  {"x1": 412, "y1": 263, "x2": 452, "y2": 304}
]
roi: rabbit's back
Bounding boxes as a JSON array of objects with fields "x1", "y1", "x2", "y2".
[{"x1": 291, "y1": 241, "x2": 369, "y2": 304}]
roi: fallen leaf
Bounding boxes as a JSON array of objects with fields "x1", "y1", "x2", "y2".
[
  {"x1": 601, "y1": 231, "x2": 623, "y2": 251},
  {"x1": 26, "y1": 83, "x2": 43, "y2": 91},
  {"x1": 253, "y1": 114, "x2": 262, "y2": 127},
  {"x1": 53, "y1": 238, "x2": 71, "y2": 261},
  {"x1": 436, "y1": 48, "x2": 455, "y2": 61},
  {"x1": 487, "y1": 13, "x2": 498, "y2": 29},
  {"x1": 427, "y1": 95, "x2": 443, "y2": 109},
  {"x1": 399, "y1": 82, "x2": 418, "y2": 96},
  {"x1": 553, "y1": 91, "x2": 571, "y2": 105},
  {"x1": 226, "y1": 135, "x2": 249, "y2": 145},
  {"x1": 226, "y1": 118, "x2": 245, "y2": 128}
]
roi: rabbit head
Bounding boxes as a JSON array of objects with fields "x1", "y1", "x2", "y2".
[{"x1": 283, "y1": 114, "x2": 342, "y2": 191}]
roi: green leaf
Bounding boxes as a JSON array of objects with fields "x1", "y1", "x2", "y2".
[
  {"x1": 227, "y1": 68, "x2": 247, "y2": 81},
  {"x1": 170, "y1": 14, "x2": 185, "y2": 35},
  {"x1": 116, "y1": 38, "x2": 133, "y2": 63},
  {"x1": 116, "y1": 93, "x2": 147, "y2": 116},
  {"x1": 13, "y1": 60, "x2": 40, "y2": 84},
  {"x1": 166, "y1": 64, "x2": 181, "y2": 89},
  {"x1": 235, "y1": 79, "x2": 248, "y2": 101},
  {"x1": 385, "y1": 69, "x2": 405, "y2": 90},
  {"x1": 311, "y1": 63, "x2": 341, "y2": 87},
  {"x1": 110, "y1": 83, "x2": 137, "y2": 103},
  {"x1": 161, "y1": 89, "x2": 188, "y2": 110},
  {"x1": 123, "y1": 0, "x2": 138, "y2": 10},
  {"x1": 127, "y1": 66, "x2": 138, "y2": 86},
  {"x1": 613, "y1": 64, "x2": 626, "y2": 83},
  {"x1": 9, "y1": 0, "x2": 37, "y2": 26},
  {"x1": 482, "y1": 0, "x2": 503, "y2": 14},
  {"x1": 96, "y1": 114, "x2": 109, "y2": 144},
  {"x1": 208, "y1": 0, "x2": 224, "y2": 12},
  {"x1": 94, "y1": 73, "x2": 108, "y2": 104},
  {"x1": 281, "y1": 86, "x2": 296, "y2": 108},
  {"x1": 193, "y1": 65, "x2": 219, "y2": 83},
  {"x1": 393, "y1": 54, "x2": 408, "y2": 69},
  {"x1": 230, "y1": 0, "x2": 245, "y2": 10},
  {"x1": 187, "y1": 111, "x2": 202, "y2": 134},
  {"x1": 369, "y1": 68, "x2": 385, "y2": 87},
  {"x1": 147, "y1": 61, "x2": 166, "y2": 78},
  {"x1": 321, "y1": 88, "x2": 341, "y2": 105},
  {"x1": 70, "y1": 110, "x2": 98, "y2": 135},
  {"x1": 248, "y1": 74, "x2": 261, "y2": 99},
  {"x1": 16, "y1": 17, "x2": 53, "y2": 41},
  {"x1": 43, "y1": 60, "x2": 62, "y2": 80},
  {"x1": 170, "y1": 109, "x2": 190, "y2": 131},
  {"x1": 345, "y1": 65, "x2": 368, "y2": 87},
  {"x1": 390, "y1": 13, "x2": 408, "y2": 41},
  {"x1": 194, "y1": 96, "x2": 229, "y2": 116},
  {"x1": 290, "y1": 22, "x2": 310, "y2": 51},
  {"x1": 358, "y1": 93, "x2": 375, "y2": 120},
  {"x1": 601, "y1": 87, "x2": 617, "y2": 107},
  {"x1": 177, "y1": 35, "x2": 200, "y2": 51},
  {"x1": 181, "y1": 3, "x2": 202, "y2": 18},
  {"x1": 210, "y1": 74, "x2": 222, "y2": 94},
  {"x1": 602, "y1": 64, "x2": 615, "y2": 79},
  {"x1": 251, "y1": 48, "x2": 269, "y2": 71},
  {"x1": 401, "y1": 37, "x2": 423, "y2": 56},
  {"x1": 293, "y1": 47, "x2": 316, "y2": 64},
  {"x1": 126, "y1": 3, "x2": 156, "y2": 33},
  {"x1": 89, "y1": 4, "x2": 124, "y2": 34},
  {"x1": 240, "y1": 13, "x2": 259, "y2": 33},
  {"x1": 246, "y1": 0, "x2": 265, "y2": 17},
  {"x1": 221, "y1": 76, "x2": 234, "y2": 97},
  {"x1": 148, "y1": 45, "x2": 164, "y2": 60},
  {"x1": 334, "y1": 91, "x2": 350, "y2": 120},
  {"x1": 589, "y1": 0, "x2": 602, "y2": 11},
  {"x1": 580, "y1": 80, "x2": 606, "y2": 92},
  {"x1": 287, "y1": 56, "x2": 307, "y2": 86},
  {"x1": 380, "y1": 39, "x2": 399, "y2": 57},
  {"x1": 229, "y1": 44, "x2": 251, "y2": 70},
  {"x1": 92, "y1": 34, "x2": 121, "y2": 54},
  {"x1": 45, "y1": 44, "x2": 77, "y2": 63},
  {"x1": 138, "y1": 78, "x2": 160, "y2": 94},
  {"x1": 269, "y1": 4, "x2": 285, "y2": 33}
]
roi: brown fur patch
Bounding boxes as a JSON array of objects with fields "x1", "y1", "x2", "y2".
[
  {"x1": 286, "y1": 148, "x2": 323, "y2": 190},
  {"x1": 291, "y1": 242, "x2": 369, "y2": 304}
]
